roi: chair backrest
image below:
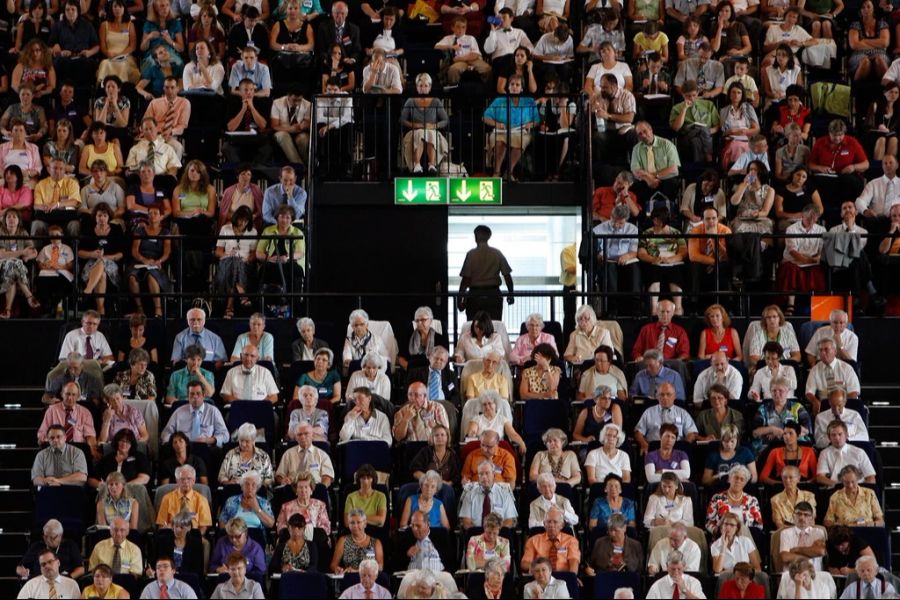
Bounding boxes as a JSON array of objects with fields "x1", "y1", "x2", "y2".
[
  {"x1": 278, "y1": 571, "x2": 329, "y2": 599},
  {"x1": 518, "y1": 320, "x2": 565, "y2": 355},
  {"x1": 593, "y1": 570, "x2": 641, "y2": 600},
  {"x1": 34, "y1": 486, "x2": 86, "y2": 537},
  {"x1": 521, "y1": 400, "x2": 569, "y2": 442},
  {"x1": 597, "y1": 320, "x2": 624, "y2": 357},
  {"x1": 125, "y1": 399, "x2": 159, "y2": 459},
  {"x1": 339, "y1": 440, "x2": 392, "y2": 483},
  {"x1": 741, "y1": 321, "x2": 762, "y2": 368},
  {"x1": 851, "y1": 526, "x2": 892, "y2": 572},
  {"x1": 459, "y1": 393, "x2": 513, "y2": 442},
  {"x1": 226, "y1": 400, "x2": 277, "y2": 446},
  {"x1": 770, "y1": 525, "x2": 828, "y2": 572},
  {"x1": 459, "y1": 320, "x2": 512, "y2": 361},
  {"x1": 552, "y1": 571, "x2": 580, "y2": 599}
]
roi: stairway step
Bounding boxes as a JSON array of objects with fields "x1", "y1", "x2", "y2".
[
  {"x1": 0, "y1": 429, "x2": 38, "y2": 446},
  {"x1": 0, "y1": 533, "x2": 29, "y2": 554},
  {"x1": 0, "y1": 511, "x2": 32, "y2": 533},
  {"x1": 0, "y1": 489, "x2": 32, "y2": 511},
  {"x1": 0, "y1": 407, "x2": 46, "y2": 428},
  {"x1": 876, "y1": 445, "x2": 900, "y2": 463},
  {"x1": 0, "y1": 388, "x2": 46, "y2": 405},
  {"x1": 0, "y1": 577, "x2": 22, "y2": 598},
  {"x1": 2, "y1": 470, "x2": 34, "y2": 489},
  {"x1": 0, "y1": 449, "x2": 41, "y2": 469}
]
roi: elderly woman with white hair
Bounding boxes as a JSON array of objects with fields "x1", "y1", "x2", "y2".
[
  {"x1": 399, "y1": 568, "x2": 448, "y2": 599},
  {"x1": 291, "y1": 317, "x2": 331, "y2": 362},
  {"x1": 217, "y1": 470, "x2": 275, "y2": 530},
  {"x1": 399, "y1": 470, "x2": 450, "y2": 529},
  {"x1": 529, "y1": 427, "x2": 581, "y2": 486},
  {"x1": 398, "y1": 306, "x2": 448, "y2": 370},
  {"x1": 824, "y1": 464, "x2": 885, "y2": 528},
  {"x1": 464, "y1": 351, "x2": 510, "y2": 401},
  {"x1": 510, "y1": 313, "x2": 559, "y2": 366},
  {"x1": 230, "y1": 312, "x2": 275, "y2": 362},
  {"x1": 585, "y1": 423, "x2": 632, "y2": 484},
  {"x1": 287, "y1": 384, "x2": 329, "y2": 443},
  {"x1": 218, "y1": 423, "x2": 274, "y2": 486},
  {"x1": 401, "y1": 73, "x2": 450, "y2": 174},
  {"x1": 528, "y1": 472, "x2": 579, "y2": 528},
  {"x1": 345, "y1": 353, "x2": 391, "y2": 401},
  {"x1": 342, "y1": 309, "x2": 388, "y2": 370},
  {"x1": 464, "y1": 390, "x2": 526, "y2": 452},
  {"x1": 563, "y1": 304, "x2": 614, "y2": 364},
  {"x1": 705, "y1": 464, "x2": 763, "y2": 535},
  {"x1": 776, "y1": 558, "x2": 836, "y2": 599}
]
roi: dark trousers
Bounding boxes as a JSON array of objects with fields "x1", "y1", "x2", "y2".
[
  {"x1": 678, "y1": 126, "x2": 713, "y2": 163},
  {"x1": 595, "y1": 260, "x2": 641, "y2": 315},
  {"x1": 465, "y1": 285, "x2": 502, "y2": 320},
  {"x1": 691, "y1": 261, "x2": 732, "y2": 303},
  {"x1": 563, "y1": 284, "x2": 576, "y2": 340},
  {"x1": 631, "y1": 177, "x2": 681, "y2": 206}
]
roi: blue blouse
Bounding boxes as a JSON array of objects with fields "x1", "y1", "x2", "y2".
[
  {"x1": 218, "y1": 494, "x2": 274, "y2": 530},
  {"x1": 590, "y1": 496, "x2": 636, "y2": 525},
  {"x1": 483, "y1": 97, "x2": 540, "y2": 128},
  {"x1": 411, "y1": 494, "x2": 445, "y2": 529}
]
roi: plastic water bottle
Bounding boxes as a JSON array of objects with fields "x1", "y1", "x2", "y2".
[{"x1": 596, "y1": 116, "x2": 606, "y2": 133}]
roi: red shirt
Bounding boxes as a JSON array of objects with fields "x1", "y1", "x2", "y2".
[
  {"x1": 809, "y1": 135, "x2": 867, "y2": 173},
  {"x1": 778, "y1": 105, "x2": 811, "y2": 128},
  {"x1": 591, "y1": 187, "x2": 639, "y2": 221},
  {"x1": 631, "y1": 321, "x2": 690, "y2": 361},
  {"x1": 718, "y1": 579, "x2": 767, "y2": 599}
]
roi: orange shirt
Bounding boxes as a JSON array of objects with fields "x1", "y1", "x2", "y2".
[
  {"x1": 521, "y1": 532, "x2": 581, "y2": 572},
  {"x1": 688, "y1": 223, "x2": 731, "y2": 265},
  {"x1": 461, "y1": 448, "x2": 517, "y2": 485}
]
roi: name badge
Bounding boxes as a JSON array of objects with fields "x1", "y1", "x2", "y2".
[
  {"x1": 255, "y1": 387, "x2": 265, "y2": 396},
  {"x1": 719, "y1": 344, "x2": 728, "y2": 352},
  {"x1": 665, "y1": 502, "x2": 674, "y2": 509},
  {"x1": 493, "y1": 464, "x2": 503, "y2": 473},
  {"x1": 309, "y1": 463, "x2": 319, "y2": 469},
  {"x1": 205, "y1": 350, "x2": 214, "y2": 359},
  {"x1": 558, "y1": 547, "x2": 568, "y2": 554},
  {"x1": 840, "y1": 150, "x2": 849, "y2": 156},
  {"x1": 670, "y1": 461, "x2": 678, "y2": 468},
  {"x1": 155, "y1": 191, "x2": 164, "y2": 198},
  {"x1": 484, "y1": 549, "x2": 496, "y2": 557},
  {"x1": 666, "y1": 336, "x2": 678, "y2": 347},
  {"x1": 318, "y1": 387, "x2": 328, "y2": 395},
  {"x1": 362, "y1": 420, "x2": 371, "y2": 428},
  {"x1": 365, "y1": 550, "x2": 376, "y2": 558}
]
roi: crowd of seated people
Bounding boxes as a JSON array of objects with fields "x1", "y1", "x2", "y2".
[{"x1": 14, "y1": 296, "x2": 894, "y2": 599}]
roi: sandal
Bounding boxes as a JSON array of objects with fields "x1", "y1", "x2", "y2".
[
  {"x1": 0, "y1": 309, "x2": 10, "y2": 319},
  {"x1": 240, "y1": 297, "x2": 252, "y2": 307},
  {"x1": 784, "y1": 305, "x2": 795, "y2": 316},
  {"x1": 26, "y1": 295, "x2": 40, "y2": 309},
  {"x1": 224, "y1": 309, "x2": 234, "y2": 319}
]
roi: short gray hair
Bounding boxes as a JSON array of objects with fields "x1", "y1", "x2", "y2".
[
  {"x1": 856, "y1": 555, "x2": 879, "y2": 570},
  {"x1": 236, "y1": 422, "x2": 257, "y2": 441},
  {"x1": 298, "y1": 384, "x2": 318, "y2": 401},
  {"x1": 296, "y1": 317, "x2": 315, "y2": 333},
  {"x1": 666, "y1": 550, "x2": 685, "y2": 566},
  {"x1": 414, "y1": 306, "x2": 433, "y2": 321},
  {"x1": 616, "y1": 170, "x2": 634, "y2": 185},
  {"x1": 575, "y1": 304, "x2": 596, "y2": 324},
  {"x1": 728, "y1": 464, "x2": 751, "y2": 483},
  {"x1": 172, "y1": 510, "x2": 194, "y2": 527},
  {"x1": 43, "y1": 519, "x2": 63, "y2": 537},
  {"x1": 102, "y1": 383, "x2": 122, "y2": 401},
  {"x1": 359, "y1": 558, "x2": 379, "y2": 575},
  {"x1": 419, "y1": 470, "x2": 442, "y2": 488},
  {"x1": 348, "y1": 508, "x2": 368, "y2": 521},
  {"x1": 361, "y1": 353, "x2": 385, "y2": 369},
  {"x1": 415, "y1": 73, "x2": 432, "y2": 87},
  {"x1": 314, "y1": 347, "x2": 334, "y2": 367},
  {"x1": 525, "y1": 313, "x2": 544, "y2": 328},
  {"x1": 249, "y1": 312, "x2": 266, "y2": 325},
  {"x1": 349, "y1": 309, "x2": 369, "y2": 324},
  {"x1": 611, "y1": 203, "x2": 630, "y2": 221},
  {"x1": 412, "y1": 569, "x2": 437, "y2": 589},
  {"x1": 479, "y1": 389, "x2": 502, "y2": 408},
  {"x1": 643, "y1": 348, "x2": 663, "y2": 362},
  {"x1": 174, "y1": 464, "x2": 196, "y2": 480},
  {"x1": 838, "y1": 464, "x2": 863, "y2": 481},
  {"x1": 613, "y1": 589, "x2": 635, "y2": 599},
  {"x1": 239, "y1": 470, "x2": 261, "y2": 488},
  {"x1": 129, "y1": 347, "x2": 150, "y2": 365},
  {"x1": 607, "y1": 513, "x2": 627, "y2": 530},
  {"x1": 541, "y1": 427, "x2": 567, "y2": 446},
  {"x1": 484, "y1": 558, "x2": 505, "y2": 578},
  {"x1": 536, "y1": 472, "x2": 556, "y2": 488}
]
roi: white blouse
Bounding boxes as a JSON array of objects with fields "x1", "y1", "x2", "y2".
[{"x1": 643, "y1": 494, "x2": 694, "y2": 528}]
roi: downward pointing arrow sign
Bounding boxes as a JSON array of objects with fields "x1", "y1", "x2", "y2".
[
  {"x1": 457, "y1": 180, "x2": 471, "y2": 201},
  {"x1": 402, "y1": 179, "x2": 418, "y2": 201}
]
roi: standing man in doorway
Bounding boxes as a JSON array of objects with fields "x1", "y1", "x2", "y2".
[{"x1": 458, "y1": 225, "x2": 514, "y2": 320}]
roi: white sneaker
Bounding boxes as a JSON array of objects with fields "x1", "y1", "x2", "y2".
[{"x1": 412, "y1": 164, "x2": 423, "y2": 173}]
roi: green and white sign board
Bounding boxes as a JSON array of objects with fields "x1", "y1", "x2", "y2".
[
  {"x1": 394, "y1": 177, "x2": 448, "y2": 204},
  {"x1": 449, "y1": 178, "x2": 502, "y2": 205},
  {"x1": 394, "y1": 177, "x2": 503, "y2": 205}
]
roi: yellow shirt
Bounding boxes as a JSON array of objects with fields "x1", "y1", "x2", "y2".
[
  {"x1": 82, "y1": 583, "x2": 126, "y2": 598},
  {"x1": 155, "y1": 489, "x2": 213, "y2": 528},
  {"x1": 33, "y1": 177, "x2": 81, "y2": 208},
  {"x1": 560, "y1": 243, "x2": 577, "y2": 287},
  {"x1": 825, "y1": 487, "x2": 884, "y2": 526},
  {"x1": 465, "y1": 371, "x2": 510, "y2": 400},
  {"x1": 88, "y1": 538, "x2": 143, "y2": 576}
]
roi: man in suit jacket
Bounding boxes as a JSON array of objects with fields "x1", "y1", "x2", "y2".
[
  {"x1": 406, "y1": 346, "x2": 459, "y2": 403},
  {"x1": 316, "y1": 1, "x2": 362, "y2": 65}
]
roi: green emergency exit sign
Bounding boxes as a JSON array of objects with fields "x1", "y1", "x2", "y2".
[{"x1": 394, "y1": 177, "x2": 503, "y2": 205}]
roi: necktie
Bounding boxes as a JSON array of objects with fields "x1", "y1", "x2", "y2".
[
  {"x1": 48, "y1": 580, "x2": 58, "y2": 599},
  {"x1": 51, "y1": 182, "x2": 60, "y2": 207},
  {"x1": 159, "y1": 583, "x2": 170, "y2": 599},
  {"x1": 656, "y1": 325, "x2": 668, "y2": 353},
  {"x1": 190, "y1": 409, "x2": 201, "y2": 440},
  {"x1": 52, "y1": 448, "x2": 63, "y2": 477},
  {"x1": 163, "y1": 100, "x2": 176, "y2": 138},
  {"x1": 180, "y1": 494, "x2": 190, "y2": 511},
  {"x1": 651, "y1": 73, "x2": 658, "y2": 94},
  {"x1": 646, "y1": 146, "x2": 656, "y2": 173},
  {"x1": 64, "y1": 407, "x2": 74, "y2": 442},
  {"x1": 84, "y1": 336, "x2": 94, "y2": 360},
  {"x1": 112, "y1": 543, "x2": 122, "y2": 573},
  {"x1": 548, "y1": 539, "x2": 558, "y2": 569},
  {"x1": 672, "y1": 580, "x2": 681, "y2": 599},
  {"x1": 797, "y1": 530, "x2": 807, "y2": 547},
  {"x1": 242, "y1": 369, "x2": 255, "y2": 400},
  {"x1": 865, "y1": 583, "x2": 876, "y2": 600},
  {"x1": 191, "y1": 333, "x2": 202, "y2": 351},
  {"x1": 706, "y1": 233, "x2": 715, "y2": 257},
  {"x1": 298, "y1": 447, "x2": 309, "y2": 472},
  {"x1": 824, "y1": 363, "x2": 836, "y2": 392},
  {"x1": 428, "y1": 369, "x2": 441, "y2": 400},
  {"x1": 365, "y1": 590, "x2": 373, "y2": 600},
  {"x1": 481, "y1": 487, "x2": 491, "y2": 522},
  {"x1": 288, "y1": 105, "x2": 298, "y2": 125},
  {"x1": 50, "y1": 245, "x2": 60, "y2": 267}
]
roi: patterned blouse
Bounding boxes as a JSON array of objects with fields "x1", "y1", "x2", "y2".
[
  {"x1": 824, "y1": 487, "x2": 884, "y2": 526},
  {"x1": 281, "y1": 540, "x2": 312, "y2": 571},
  {"x1": 770, "y1": 490, "x2": 816, "y2": 527},
  {"x1": 705, "y1": 492, "x2": 764, "y2": 534},
  {"x1": 276, "y1": 498, "x2": 331, "y2": 534},
  {"x1": 107, "y1": 405, "x2": 146, "y2": 439},
  {"x1": 101, "y1": 496, "x2": 134, "y2": 524},
  {"x1": 218, "y1": 494, "x2": 274, "y2": 529},
  {"x1": 522, "y1": 366, "x2": 562, "y2": 398},
  {"x1": 113, "y1": 370, "x2": 157, "y2": 400},
  {"x1": 639, "y1": 226, "x2": 686, "y2": 260},
  {"x1": 338, "y1": 535, "x2": 376, "y2": 570},
  {"x1": 531, "y1": 450, "x2": 581, "y2": 481},
  {"x1": 465, "y1": 534, "x2": 512, "y2": 571},
  {"x1": 218, "y1": 447, "x2": 274, "y2": 486}
]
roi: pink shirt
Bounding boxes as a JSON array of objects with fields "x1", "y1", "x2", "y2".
[
  {"x1": 509, "y1": 331, "x2": 558, "y2": 366},
  {"x1": 0, "y1": 142, "x2": 41, "y2": 173},
  {"x1": 0, "y1": 186, "x2": 32, "y2": 209},
  {"x1": 37, "y1": 402, "x2": 97, "y2": 443}
]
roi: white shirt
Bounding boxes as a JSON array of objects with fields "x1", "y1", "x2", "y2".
[
  {"x1": 338, "y1": 411, "x2": 392, "y2": 444},
  {"x1": 435, "y1": 34, "x2": 483, "y2": 59},
  {"x1": 219, "y1": 365, "x2": 279, "y2": 401},
  {"x1": 776, "y1": 571, "x2": 836, "y2": 599},
  {"x1": 643, "y1": 494, "x2": 694, "y2": 528},
  {"x1": 483, "y1": 26, "x2": 532, "y2": 59},
  {"x1": 646, "y1": 574, "x2": 706, "y2": 599},
  {"x1": 270, "y1": 95, "x2": 312, "y2": 127},
  {"x1": 647, "y1": 538, "x2": 702, "y2": 573},
  {"x1": 805, "y1": 326, "x2": 859, "y2": 362},
  {"x1": 17, "y1": 575, "x2": 81, "y2": 599},
  {"x1": 524, "y1": 577, "x2": 571, "y2": 599},
  {"x1": 528, "y1": 494, "x2": 579, "y2": 528},
  {"x1": 779, "y1": 526, "x2": 827, "y2": 572},
  {"x1": 805, "y1": 358, "x2": 860, "y2": 399},
  {"x1": 749, "y1": 363, "x2": 798, "y2": 400},
  {"x1": 884, "y1": 57, "x2": 900, "y2": 83},
  {"x1": 783, "y1": 221, "x2": 826, "y2": 264},
  {"x1": 692, "y1": 364, "x2": 743, "y2": 405},
  {"x1": 817, "y1": 443, "x2": 876, "y2": 481},
  {"x1": 710, "y1": 535, "x2": 757, "y2": 571},
  {"x1": 814, "y1": 407, "x2": 869, "y2": 448},
  {"x1": 534, "y1": 33, "x2": 574, "y2": 62},
  {"x1": 495, "y1": 0, "x2": 535, "y2": 16},
  {"x1": 182, "y1": 61, "x2": 225, "y2": 94},
  {"x1": 765, "y1": 23, "x2": 812, "y2": 52},
  {"x1": 345, "y1": 371, "x2": 391, "y2": 402},
  {"x1": 362, "y1": 61, "x2": 402, "y2": 93},
  {"x1": 216, "y1": 224, "x2": 258, "y2": 260},
  {"x1": 586, "y1": 61, "x2": 632, "y2": 89},
  {"x1": 59, "y1": 328, "x2": 113, "y2": 361},
  {"x1": 840, "y1": 579, "x2": 897, "y2": 599},
  {"x1": 339, "y1": 583, "x2": 392, "y2": 599},
  {"x1": 855, "y1": 174, "x2": 900, "y2": 217},
  {"x1": 456, "y1": 331, "x2": 506, "y2": 362},
  {"x1": 315, "y1": 94, "x2": 353, "y2": 128},
  {"x1": 585, "y1": 447, "x2": 631, "y2": 481}
]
